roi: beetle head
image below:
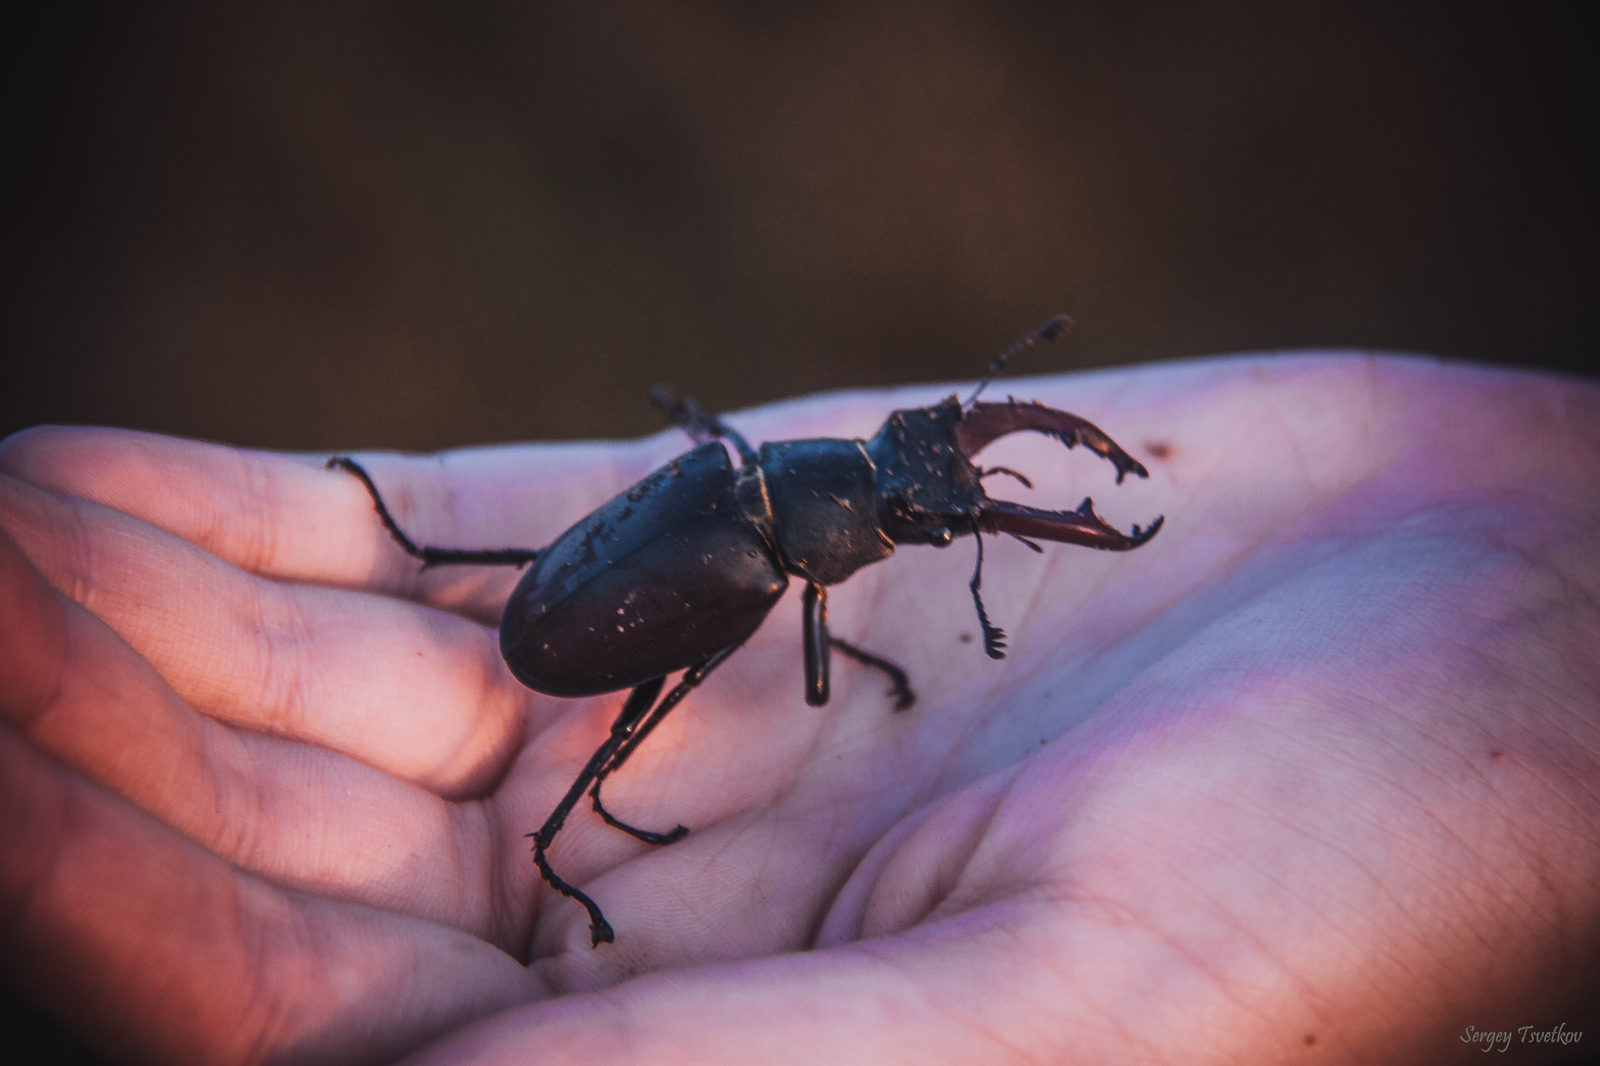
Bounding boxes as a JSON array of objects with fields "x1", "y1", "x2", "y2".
[{"x1": 865, "y1": 396, "x2": 1163, "y2": 551}]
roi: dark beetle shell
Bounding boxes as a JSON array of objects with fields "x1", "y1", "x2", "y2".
[{"x1": 499, "y1": 442, "x2": 788, "y2": 697}]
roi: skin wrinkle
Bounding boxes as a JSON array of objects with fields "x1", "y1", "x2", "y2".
[
  {"x1": 992, "y1": 912, "x2": 1087, "y2": 1054},
  {"x1": 0, "y1": 477, "x2": 92, "y2": 609},
  {"x1": 225, "y1": 452, "x2": 283, "y2": 579},
  {"x1": 422, "y1": 618, "x2": 521, "y2": 799},
  {"x1": 215, "y1": 722, "x2": 271, "y2": 888},
  {"x1": 1194, "y1": 826, "x2": 1371, "y2": 1021},
  {"x1": 2, "y1": 595, "x2": 68, "y2": 737},
  {"x1": 263, "y1": 886, "x2": 343, "y2": 1066},
  {"x1": 818, "y1": 798, "x2": 940, "y2": 947},
  {"x1": 442, "y1": 797, "x2": 498, "y2": 947},
  {"x1": 232, "y1": 877, "x2": 293, "y2": 1066},
  {"x1": 35, "y1": 579, "x2": 465, "y2": 931},
  {"x1": 922, "y1": 782, "x2": 1008, "y2": 928},
  {"x1": 1046, "y1": 747, "x2": 1403, "y2": 1018},
  {"x1": 1267, "y1": 777, "x2": 1465, "y2": 1011},
  {"x1": 797, "y1": 803, "x2": 867, "y2": 949},
  {"x1": 495, "y1": 783, "x2": 552, "y2": 963},
  {"x1": 250, "y1": 578, "x2": 315, "y2": 739},
  {"x1": 1386, "y1": 764, "x2": 1540, "y2": 933},
  {"x1": 991, "y1": 895, "x2": 1183, "y2": 1065},
  {"x1": 1141, "y1": 865, "x2": 1287, "y2": 1037}
]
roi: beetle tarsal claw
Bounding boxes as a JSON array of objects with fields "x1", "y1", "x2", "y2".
[{"x1": 969, "y1": 532, "x2": 1007, "y2": 659}]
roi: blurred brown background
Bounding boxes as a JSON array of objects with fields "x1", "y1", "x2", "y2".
[{"x1": 3, "y1": 0, "x2": 1595, "y2": 455}]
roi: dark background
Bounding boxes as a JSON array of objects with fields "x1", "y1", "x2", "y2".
[
  {"x1": 4, "y1": 0, "x2": 1594, "y2": 455},
  {"x1": 3, "y1": 2, "x2": 1597, "y2": 1063}
]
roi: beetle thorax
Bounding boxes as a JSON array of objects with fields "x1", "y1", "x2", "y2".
[{"x1": 757, "y1": 438, "x2": 894, "y2": 586}]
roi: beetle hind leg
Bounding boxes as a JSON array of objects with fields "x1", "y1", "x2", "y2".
[
  {"x1": 587, "y1": 644, "x2": 743, "y2": 848},
  {"x1": 327, "y1": 457, "x2": 543, "y2": 569},
  {"x1": 588, "y1": 790, "x2": 689, "y2": 846},
  {"x1": 527, "y1": 677, "x2": 665, "y2": 947},
  {"x1": 532, "y1": 848, "x2": 614, "y2": 946}
]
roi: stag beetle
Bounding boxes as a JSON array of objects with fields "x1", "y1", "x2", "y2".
[{"x1": 329, "y1": 315, "x2": 1162, "y2": 946}]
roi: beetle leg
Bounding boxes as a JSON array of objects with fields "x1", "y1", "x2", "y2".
[
  {"x1": 527, "y1": 676, "x2": 665, "y2": 947},
  {"x1": 649, "y1": 387, "x2": 759, "y2": 467},
  {"x1": 327, "y1": 457, "x2": 543, "y2": 569},
  {"x1": 829, "y1": 637, "x2": 916, "y2": 710},
  {"x1": 588, "y1": 643, "x2": 742, "y2": 847},
  {"x1": 588, "y1": 800, "x2": 688, "y2": 846},
  {"x1": 970, "y1": 531, "x2": 1007, "y2": 660},
  {"x1": 804, "y1": 581, "x2": 916, "y2": 709},
  {"x1": 803, "y1": 582, "x2": 831, "y2": 706}
]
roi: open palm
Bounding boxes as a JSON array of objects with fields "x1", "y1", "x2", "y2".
[{"x1": 3, "y1": 354, "x2": 1597, "y2": 1066}]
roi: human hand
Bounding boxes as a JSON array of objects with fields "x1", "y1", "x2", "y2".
[{"x1": 3, "y1": 354, "x2": 1597, "y2": 1065}]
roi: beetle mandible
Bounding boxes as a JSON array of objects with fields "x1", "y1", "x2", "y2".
[{"x1": 329, "y1": 315, "x2": 1163, "y2": 946}]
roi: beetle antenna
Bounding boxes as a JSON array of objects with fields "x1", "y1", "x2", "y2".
[
  {"x1": 965, "y1": 314, "x2": 1074, "y2": 408},
  {"x1": 969, "y1": 530, "x2": 1007, "y2": 659}
]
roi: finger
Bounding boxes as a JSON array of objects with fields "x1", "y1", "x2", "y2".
[
  {"x1": 0, "y1": 426, "x2": 661, "y2": 620},
  {"x1": 0, "y1": 720, "x2": 542, "y2": 1066},
  {"x1": 0, "y1": 528, "x2": 527, "y2": 942},
  {"x1": 1, "y1": 474, "x2": 532, "y2": 796}
]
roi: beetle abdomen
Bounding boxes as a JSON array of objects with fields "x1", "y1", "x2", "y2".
[{"x1": 500, "y1": 442, "x2": 788, "y2": 697}]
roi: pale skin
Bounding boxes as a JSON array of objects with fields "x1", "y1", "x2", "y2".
[{"x1": 1, "y1": 354, "x2": 1597, "y2": 1066}]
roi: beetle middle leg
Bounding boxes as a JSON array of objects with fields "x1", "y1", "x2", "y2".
[
  {"x1": 829, "y1": 637, "x2": 915, "y2": 710},
  {"x1": 803, "y1": 582, "x2": 916, "y2": 710},
  {"x1": 327, "y1": 456, "x2": 543, "y2": 568}
]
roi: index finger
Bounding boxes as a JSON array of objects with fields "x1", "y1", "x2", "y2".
[{"x1": 0, "y1": 426, "x2": 657, "y2": 620}]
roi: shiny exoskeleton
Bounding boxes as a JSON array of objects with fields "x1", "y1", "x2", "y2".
[{"x1": 329, "y1": 316, "x2": 1163, "y2": 947}]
